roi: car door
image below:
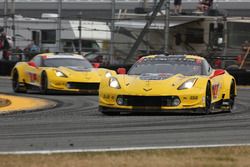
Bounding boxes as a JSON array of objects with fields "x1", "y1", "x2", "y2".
[
  {"x1": 25, "y1": 56, "x2": 43, "y2": 87},
  {"x1": 203, "y1": 59, "x2": 224, "y2": 103},
  {"x1": 209, "y1": 69, "x2": 225, "y2": 103}
]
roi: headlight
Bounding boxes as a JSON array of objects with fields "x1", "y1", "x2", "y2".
[
  {"x1": 178, "y1": 78, "x2": 197, "y2": 90},
  {"x1": 109, "y1": 77, "x2": 121, "y2": 89},
  {"x1": 105, "y1": 71, "x2": 112, "y2": 78},
  {"x1": 55, "y1": 70, "x2": 67, "y2": 78}
]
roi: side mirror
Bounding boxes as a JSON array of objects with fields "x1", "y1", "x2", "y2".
[
  {"x1": 92, "y1": 63, "x2": 100, "y2": 68},
  {"x1": 210, "y1": 69, "x2": 225, "y2": 79},
  {"x1": 117, "y1": 68, "x2": 126, "y2": 74},
  {"x1": 214, "y1": 69, "x2": 225, "y2": 76},
  {"x1": 28, "y1": 61, "x2": 37, "y2": 68}
]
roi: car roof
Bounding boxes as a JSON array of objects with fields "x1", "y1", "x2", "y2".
[
  {"x1": 36, "y1": 53, "x2": 85, "y2": 59},
  {"x1": 85, "y1": 52, "x2": 110, "y2": 56},
  {"x1": 141, "y1": 54, "x2": 205, "y2": 60}
]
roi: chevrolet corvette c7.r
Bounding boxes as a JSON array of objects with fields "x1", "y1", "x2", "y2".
[
  {"x1": 99, "y1": 54, "x2": 236, "y2": 114},
  {"x1": 11, "y1": 53, "x2": 115, "y2": 94}
]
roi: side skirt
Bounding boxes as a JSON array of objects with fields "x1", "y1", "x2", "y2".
[
  {"x1": 211, "y1": 99, "x2": 229, "y2": 112},
  {"x1": 25, "y1": 83, "x2": 40, "y2": 91}
]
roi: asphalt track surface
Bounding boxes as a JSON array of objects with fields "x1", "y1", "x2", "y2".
[{"x1": 0, "y1": 77, "x2": 250, "y2": 152}]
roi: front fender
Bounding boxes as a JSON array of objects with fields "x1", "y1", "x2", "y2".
[
  {"x1": 11, "y1": 62, "x2": 27, "y2": 82},
  {"x1": 96, "y1": 68, "x2": 117, "y2": 78},
  {"x1": 221, "y1": 71, "x2": 237, "y2": 98}
]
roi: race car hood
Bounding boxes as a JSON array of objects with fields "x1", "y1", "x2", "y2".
[
  {"x1": 57, "y1": 66, "x2": 100, "y2": 79},
  {"x1": 117, "y1": 73, "x2": 196, "y2": 93},
  {"x1": 63, "y1": 66, "x2": 92, "y2": 72}
]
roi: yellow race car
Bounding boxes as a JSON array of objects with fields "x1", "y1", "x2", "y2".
[
  {"x1": 11, "y1": 53, "x2": 115, "y2": 94},
  {"x1": 99, "y1": 54, "x2": 237, "y2": 114}
]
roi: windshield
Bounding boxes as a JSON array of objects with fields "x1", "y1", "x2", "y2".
[
  {"x1": 43, "y1": 58, "x2": 93, "y2": 68},
  {"x1": 85, "y1": 53, "x2": 100, "y2": 60},
  {"x1": 128, "y1": 57, "x2": 203, "y2": 76}
]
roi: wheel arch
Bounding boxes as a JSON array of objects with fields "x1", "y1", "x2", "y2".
[
  {"x1": 11, "y1": 67, "x2": 25, "y2": 83},
  {"x1": 40, "y1": 69, "x2": 53, "y2": 81},
  {"x1": 40, "y1": 70, "x2": 49, "y2": 86}
]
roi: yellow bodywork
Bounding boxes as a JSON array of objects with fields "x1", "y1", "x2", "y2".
[
  {"x1": 99, "y1": 55, "x2": 236, "y2": 113},
  {"x1": 11, "y1": 53, "x2": 116, "y2": 93}
]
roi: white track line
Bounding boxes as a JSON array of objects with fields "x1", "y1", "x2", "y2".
[{"x1": 1, "y1": 143, "x2": 250, "y2": 155}]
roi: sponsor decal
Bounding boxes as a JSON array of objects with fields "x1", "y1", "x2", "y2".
[
  {"x1": 103, "y1": 94, "x2": 115, "y2": 100},
  {"x1": 28, "y1": 72, "x2": 37, "y2": 83},
  {"x1": 212, "y1": 83, "x2": 221, "y2": 99},
  {"x1": 195, "y1": 59, "x2": 202, "y2": 64},
  {"x1": 190, "y1": 96, "x2": 198, "y2": 100},
  {"x1": 139, "y1": 73, "x2": 172, "y2": 80}
]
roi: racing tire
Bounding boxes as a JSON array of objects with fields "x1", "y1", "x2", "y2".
[
  {"x1": 12, "y1": 70, "x2": 27, "y2": 93},
  {"x1": 99, "y1": 106, "x2": 120, "y2": 116},
  {"x1": 40, "y1": 72, "x2": 49, "y2": 94},
  {"x1": 203, "y1": 82, "x2": 212, "y2": 114},
  {"x1": 225, "y1": 80, "x2": 236, "y2": 113}
]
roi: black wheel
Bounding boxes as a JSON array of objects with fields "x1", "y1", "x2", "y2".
[
  {"x1": 226, "y1": 80, "x2": 235, "y2": 112},
  {"x1": 203, "y1": 83, "x2": 212, "y2": 114},
  {"x1": 12, "y1": 70, "x2": 26, "y2": 93},
  {"x1": 99, "y1": 106, "x2": 120, "y2": 116},
  {"x1": 40, "y1": 72, "x2": 49, "y2": 94}
]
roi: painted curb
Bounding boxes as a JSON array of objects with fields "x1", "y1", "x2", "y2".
[
  {"x1": 0, "y1": 98, "x2": 11, "y2": 108},
  {"x1": 0, "y1": 94, "x2": 57, "y2": 114}
]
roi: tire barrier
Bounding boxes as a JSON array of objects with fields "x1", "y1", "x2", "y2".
[
  {"x1": 0, "y1": 60, "x2": 18, "y2": 76},
  {"x1": 227, "y1": 69, "x2": 250, "y2": 85}
]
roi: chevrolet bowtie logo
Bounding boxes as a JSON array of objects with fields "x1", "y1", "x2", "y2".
[{"x1": 143, "y1": 88, "x2": 152, "y2": 91}]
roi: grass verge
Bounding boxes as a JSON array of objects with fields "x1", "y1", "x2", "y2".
[{"x1": 1, "y1": 146, "x2": 250, "y2": 167}]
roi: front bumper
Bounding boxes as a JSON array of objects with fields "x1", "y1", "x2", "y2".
[
  {"x1": 99, "y1": 92, "x2": 205, "y2": 110},
  {"x1": 99, "y1": 106, "x2": 207, "y2": 114},
  {"x1": 48, "y1": 80, "x2": 100, "y2": 93}
]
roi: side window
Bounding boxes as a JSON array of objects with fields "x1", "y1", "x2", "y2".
[
  {"x1": 32, "y1": 56, "x2": 42, "y2": 67},
  {"x1": 202, "y1": 59, "x2": 212, "y2": 75}
]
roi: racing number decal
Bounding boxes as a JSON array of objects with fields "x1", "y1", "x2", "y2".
[
  {"x1": 212, "y1": 83, "x2": 220, "y2": 99},
  {"x1": 28, "y1": 72, "x2": 37, "y2": 83}
]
